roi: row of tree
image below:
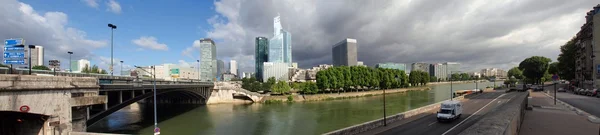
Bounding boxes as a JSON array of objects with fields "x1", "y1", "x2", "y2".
[
  {"x1": 316, "y1": 66, "x2": 417, "y2": 92},
  {"x1": 241, "y1": 77, "x2": 276, "y2": 92},
  {"x1": 507, "y1": 55, "x2": 560, "y2": 85}
]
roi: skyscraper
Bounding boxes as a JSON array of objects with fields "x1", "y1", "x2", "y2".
[
  {"x1": 255, "y1": 37, "x2": 269, "y2": 81},
  {"x1": 217, "y1": 59, "x2": 225, "y2": 80},
  {"x1": 430, "y1": 63, "x2": 447, "y2": 81},
  {"x1": 376, "y1": 63, "x2": 406, "y2": 71},
  {"x1": 269, "y1": 15, "x2": 292, "y2": 66},
  {"x1": 411, "y1": 63, "x2": 429, "y2": 72},
  {"x1": 332, "y1": 38, "x2": 358, "y2": 66},
  {"x1": 200, "y1": 38, "x2": 217, "y2": 82},
  {"x1": 28, "y1": 45, "x2": 44, "y2": 66},
  {"x1": 445, "y1": 62, "x2": 461, "y2": 75},
  {"x1": 229, "y1": 60, "x2": 238, "y2": 76}
]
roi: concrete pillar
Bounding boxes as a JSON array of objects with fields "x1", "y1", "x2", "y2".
[
  {"x1": 131, "y1": 90, "x2": 135, "y2": 99},
  {"x1": 86, "y1": 106, "x2": 90, "y2": 120},
  {"x1": 142, "y1": 90, "x2": 145, "y2": 94},
  {"x1": 119, "y1": 91, "x2": 123, "y2": 103}
]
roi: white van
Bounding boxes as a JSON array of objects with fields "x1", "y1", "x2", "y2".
[{"x1": 437, "y1": 100, "x2": 462, "y2": 122}]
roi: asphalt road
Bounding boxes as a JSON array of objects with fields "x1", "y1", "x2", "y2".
[
  {"x1": 552, "y1": 88, "x2": 600, "y2": 118},
  {"x1": 373, "y1": 91, "x2": 520, "y2": 135}
]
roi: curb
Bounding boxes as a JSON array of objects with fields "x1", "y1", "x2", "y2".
[{"x1": 541, "y1": 92, "x2": 600, "y2": 123}]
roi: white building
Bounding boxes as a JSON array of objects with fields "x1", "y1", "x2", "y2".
[
  {"x1": 27, "y1": 46, "x2": 44, "y2": 66},
  {"x1": 70, "y1": 59, "x2": 90, "y2": 73},
  {"x1": 480, "y1": 68, "x2": 506, "y2": 78},
  {"x1": 200, "y1": 38, "x2": 217, "y2": 81},
  {"x1": 263, "y1": 62, "x2": 290, "y2": 82},
  {"x1": 229, "y1": 60, "x2": 237, "y2": 76}
]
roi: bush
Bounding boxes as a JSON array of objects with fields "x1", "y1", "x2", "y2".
[{"x1": 287, "y1": 95, "x2": 294, "y2": 102}]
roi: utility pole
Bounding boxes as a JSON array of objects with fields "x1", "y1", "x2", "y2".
[{"x1": 108, "y1": 23, "x2": 117, "y2": 76}]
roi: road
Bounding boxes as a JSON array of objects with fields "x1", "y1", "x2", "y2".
[
  {"x1": 550, "y1": 86, "x2": 600, "y2": 118},
  {"x1": 370, "y1": 91, "x2": 521, "y2": 135}
]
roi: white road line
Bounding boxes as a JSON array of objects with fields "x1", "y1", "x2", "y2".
[
  {"x1": 441, "y1": 93, "x2": 506, "y2": 135},
  {"x1": 427, "y1": 121, "x2": 437, "y2": 126}
]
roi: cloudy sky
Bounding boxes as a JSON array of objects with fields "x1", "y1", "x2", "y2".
[{"x1": 1, "y1": 0, "x2": 598, "y2": 74}]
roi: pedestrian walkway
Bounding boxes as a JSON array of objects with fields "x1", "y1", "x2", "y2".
[{"x1": 519, "y1": 91, "x2": 598, "y2": 135}]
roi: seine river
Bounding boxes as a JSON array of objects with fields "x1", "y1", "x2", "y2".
[{"x1": 87, "y1": 82, "x2": 496, "y2": 134}]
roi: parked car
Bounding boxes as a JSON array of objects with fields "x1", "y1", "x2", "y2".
[
  {"x1": 585, "y1": 89, "x2": 595, "y2": 96},
  {"x1": 558, "y1": 88, "x2": 566, "y2": 92},
  {"x1": 588, "y1": 89, "x2": 599, "y2": 96},
  {"x1": 575, "y1": 88, "x2": 585, "y2": 95}
]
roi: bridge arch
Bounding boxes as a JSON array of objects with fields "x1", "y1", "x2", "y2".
[{"x1": 87, "y1": 89, "x2": 207, "y2": 127}]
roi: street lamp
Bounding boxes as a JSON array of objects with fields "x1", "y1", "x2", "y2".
[
  {"x1": 108, "y1": 23, "x2": 117, "y2": 76},
  {"x1": 68, "y1": 51, "x2": 73, "y2": 72},
  {"x1": 134, "y1": 65, "x2": 158, "y2": 134},
  {"x1": 120, "y1": 61, "x2": 124, "y2": 76},
  {"x1": 28, "y1": 45, "x2": 35, "y2": 75}
]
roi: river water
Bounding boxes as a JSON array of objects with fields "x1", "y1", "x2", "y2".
[{"x1": 87, "y1": 82, "x2": 497, "y2": 134}]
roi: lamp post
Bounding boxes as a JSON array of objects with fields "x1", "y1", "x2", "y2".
[
  {"x1": 135, "y1": 65, "x2": 158, "y2": 134},
  {"x1": 28, "y1": 45, "x2": 35, "y2": 75},
  {"x1": 120, "y1": 61, "x2": 124, "y2": 76},
  {"x1": 108, "y1": 23, "x2": 117, "y2": 76},
  {"x1": 68, "y1": 51, "x2": 73, "y2": 72}
]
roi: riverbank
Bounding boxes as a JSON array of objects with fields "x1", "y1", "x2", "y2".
[
  {"x1": 428, "y1": 80, "x2": 489, "y2": 85},
  {"x1": 261, "y1": 86, "x2": 430, "y2": 103}
]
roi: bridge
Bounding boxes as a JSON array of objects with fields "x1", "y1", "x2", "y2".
[{"x1": 0, "y1": 72, "x2": 263, "y2": 134}]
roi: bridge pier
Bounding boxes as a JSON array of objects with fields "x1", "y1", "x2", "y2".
[{"x1": 119, "y1": 91, "x2": 123, "y2": 103}]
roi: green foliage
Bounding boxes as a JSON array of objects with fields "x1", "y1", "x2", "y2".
[
  {"x1": 451, "y1": 73, "x2": 461, "y2": 81},
  {"x1": 0, "y1": 64, "x2": 8, "y2": 68},
  {"x1": 548, "y1": 62, "x2": 559, "y2": 75},
  {"x1": 271, "y1": 80, "x2": 291, "y2": 94},
  {"x1": 315, "y1": 66, "x2": 409, "y2": 92},
  {"x1": 300, "y1": 82, "x2": 319, "y2": 94},
  {"x1": 82, "y1": 64, "x2": 90, "y2": 73},
  {"x1": 287, "y1": 95, "x2": 294, "y2": 102},
  {"x1": 557, "y1": 38, "x2": 576, "y2": 80},
  {"x1": 32, "y1": 65, "x2": 50, "y2": 70},
  {"x1": 459, "y1": 73, "x2": 470, "y2": 81},
  {"x1": 507, "y1": 67, "x2": 523, "y2": 79},
  {"x1": 100, "y1": 70, "x2": 107, "y2": 74},
  {"x1": 519, "y1": 56, "x2": 551, "y2": 84},
  {"x1": 263, "y1": 77, "x2": 276, "y2": 91}
]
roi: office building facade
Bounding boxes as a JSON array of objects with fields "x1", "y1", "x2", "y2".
[
  {"x1": 27, "y1": 46, "x2": 44, "y2": 66},
  {"x1": 263, "y1": 62, "x2": 289, "y2": 82},
  {"x1": 229, "y1": 60, "x2": 238, "y2": 76},
  {"x1": 217, "y1": 60, "x2": 225, "y2": 80},
  {"x1": 411, "y1": 62, "x2": 429, "y2": 72},
  {"x1": 255, "y1": 37, "x2": 269, "y2": 81},
  {"x1": 70, "y1": 59, "x2": 90, "y2": 73},
  {"x1": 376, "y1": 63, "x2": 407, "y2": 71},
  {"x1": 200, "y1": 38, "x2": 217, "y2": 81},
  {"x1": 332, "y1": 38, "x2": 358, "y2": 66},
  {"x1": 429, "y1": 63, "x2": 447, "y2": 81},
  {"x1": 269, "y1": 16, "x2": 293, "y2": 66}
]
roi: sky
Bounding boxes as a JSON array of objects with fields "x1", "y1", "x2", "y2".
[{"x1": 0, "y1": 0, "x2": 598, "y2": 75}]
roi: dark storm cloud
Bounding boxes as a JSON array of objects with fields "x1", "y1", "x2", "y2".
[{"x1": 203, "y1": 0, "x2": 597, "y2": 72}]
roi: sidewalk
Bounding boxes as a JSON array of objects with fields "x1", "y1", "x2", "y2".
[{"x1": 519, "y1": 91, "x2": 598, "y2": 135}]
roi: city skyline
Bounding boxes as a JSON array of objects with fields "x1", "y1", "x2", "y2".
[{"x1": 1, "y1": 0, "x2": 598, "y2": 74}]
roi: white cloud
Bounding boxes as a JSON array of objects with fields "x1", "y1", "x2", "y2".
[
  {"x1": 132, "y1": 36, "x2": 169, "y2": 51},
  {"x1": 205, "y1": 0, "x2": 598, "y2": 72},
  {"x1": 106, "y1": 0, "x2": 121, "y2": 14},
  {"x1": 0, "y1": 1, "x2": 107, "y2": 70},
  {"x1": 181, "y1": 40, "x2": 202, "y2": 59},
  {"x1": 82, "y1": 0, "x2": 99, "y2": 8}
]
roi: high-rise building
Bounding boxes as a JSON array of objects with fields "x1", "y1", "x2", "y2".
[
  {"x1": 269, "y1": 15, "x2": 292, "y2": 66},
  {"x1": 480, "y1": 68, "x2": 506, "y2": 78},
  {"x1": 263, "y1": 62, "x2": 289, "y2": 82},
  {"x1": 229, "y1": 60, "x2": 237, "y2": 76},
  {"x1": 70, "y1": 59, "x2": 90, "y2": 73},
  {"x1": 27, "y1": 46, "x2": 44, "y2": 66},
  {"x1": 255, "y1": 37, "x2": 269, "y2": 81},
  {"x1": 332, "y1": 38, "x2": 358, "y2": 66},
  {"x1": 199, "y1": 38, "x2": 217, "y2": 82},
  {"x1": 574, "y1": 4, "x2": 600, "y2": 89},
  {"x1": 217, "y1": 60, "x2": 225, "y2": 80},
  {"x1": 375, "y1": 63, "x2": 407, "y2": 71},
  {"x1": 357, "y1": 61, "x2": 365, "y2": 67},
  {"x1": 429, "y1": 63, "x2": 447, "y2": 81},
  {"x1": 411, "y1": 62, "x2": 429, "y2": 72}
]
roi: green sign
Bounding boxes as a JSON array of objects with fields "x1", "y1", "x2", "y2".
[{"x1": 170, "y1": 69, "x2": 180, "y2": 75}]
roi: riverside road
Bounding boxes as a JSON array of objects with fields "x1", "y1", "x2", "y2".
[{"x1": 363, "y1": 90, "x2": 522, "y2": 135}]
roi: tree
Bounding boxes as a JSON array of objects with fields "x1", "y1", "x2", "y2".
[
  {"x1": 420, "y1": 71, "x2": 429, "y2": 85},
  {"x1": 548, "y1": 62, "x2": 559, "y2": 75},
  {"x1": 100, "y1": 70, "x2": 108, "y2": 74},
  {"x1": 82, "y1": 64, "x2": 90, "y2": 73},
  {"x1": 301, "y1": 82, "x2": 318, "y2": 94},
  {"x1": 316, "y1": 70, "x2": 329, "y2": 91},
  {"x1": 451, "y1": 73, "x2": 461, "y2": 81},
  {"x1": 459, "y1": 73, "x2": 470, "y2": 81},
  {"x1": 271, "y1": 80, "x2": 291, "y2": 94},
  {"x1": 409, "y1": 71, "x2": 418, "y2": 86},
  {"x1": 430, "y1": 76, "x2": 437, "y2": 82},
  {"x1": 519, "y1": 56, "x2": 552, "y2": 84},
  {"x1": 507, "y1": 67, "x2": 523, "y2": 79},
  {"x1": 0, "y1": 64, "x2": 9, "y2": 68},
  {"x1": 557, "y1": 38, "x2": 576, "y2": 80},
  {"x1": 263, "y1": 77, "x2": 276, "y2": 91},
  {"x1": 91, "y1": 65, "x2": 99, "y2": 73},
  {"x1": 32, "y1": 65, "x2": 50, "y2": 70}
]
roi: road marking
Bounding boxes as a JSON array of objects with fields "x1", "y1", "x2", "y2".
[
  {"x1": 441, "y1": 93, "x2": 506, "y2": 135},
  {"x1": 427, "y1": 121, "x2": 437, "y2": 126}
]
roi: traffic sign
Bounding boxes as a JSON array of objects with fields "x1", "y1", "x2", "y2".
[
  {"x1": 4, "y1": 52, "x2": 25, "y2": 58},
  {"x1": 154, "y1": 127, "x2": 160, "y2": 133},
  {"x1": 4, "y1": 60, "x2": 25, "y2": 65},
  {"x1": 4, "y1": 46, "x2": 24, "y2": 51},
  {"x1": 5, "y1": 39, "x2": 24, "y2": 46},
  {"x1": 552, "y1": 74, "x2": 559, "y2": 81},
  {"x1": 19, "y1": 105, "x2": 30, "y2": 112}
]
